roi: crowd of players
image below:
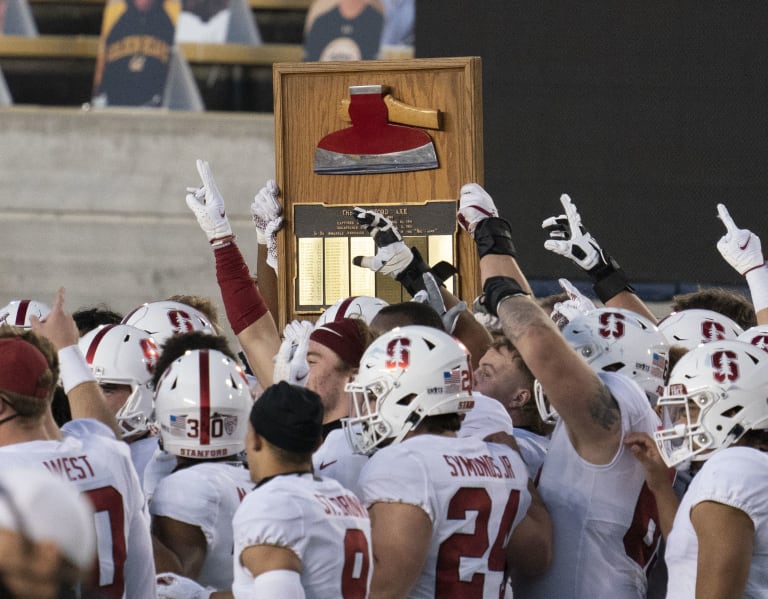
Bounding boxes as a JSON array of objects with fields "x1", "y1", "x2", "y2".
[{"x1": 0, "y1": 159, "x2": 766, "y2": 598}]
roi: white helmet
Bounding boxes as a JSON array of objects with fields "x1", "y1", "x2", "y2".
[
  {"x1": 654, "y1": 339, "x2": 768, "y2": 467},
  {"x1": 122, "y1": 300, "x2": 214, "y2": 347},
  {"x1": 79, "y1": 324, "x2": 160, "y2": 439},
  {"x1": 155, "y1": 349, "x2": 252, "y2": 459},
  {"x1": 737, "y1": 325, "x2": 768, "y2": 353},
  {"x1": 343, "y1": 325, "x2": 474, "y2": 455},
  {"x1": 658, "y1": 309, "x2": 743, "y2": 350},
  {"x1": 316, "y1": 295, "x2": 389, "y2": 327},
  {"x1": 0, "y1": 300, "x2": 51, "y2": 329},
  {"x1": 564, "y1": 308, "x2": 669, "y2": 401}
]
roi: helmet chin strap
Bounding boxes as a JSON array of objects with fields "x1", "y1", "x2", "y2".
[{"x1": 0, "y1": 397, "x2": 19, "y2": 427}]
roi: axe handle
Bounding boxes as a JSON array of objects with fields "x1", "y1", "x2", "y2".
[{"x1": 338, "y1": 95, "x2": 442, "y2": 130}]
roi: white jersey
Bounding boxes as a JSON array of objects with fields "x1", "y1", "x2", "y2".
[
  {"x1": 512, "y1": 427, "x2": 550, "y2": 480},
  {"x1": 143, "y1": 446, "x2": 178, "y2": 504},
  {"x1": 458, "y1": 392, "x2": 549, "y2": 479},
  {"x1": 232, "y1": 472, "x2": 372, "y2": 599},
  {"x1": 0, "y1": 419, "x2": 156, "y2": 599},
  {"x1": 312, "y1": 426, "x2": 369, "y2": 498},
  {"x1": 150, "y1": 460, "x2": 253, "y2": 589},
  {"x1": 516, "y1": 372, "x2": 661, "y2": 599},
  {"x1": 459, "y1": 391, "x2": 515, "y2": 437},
  {"x1": 359, "y1": 434, "x2": 532, "y2": 598},
  {"x1": 665, "y1": 447, "x2": 768, "y2": 598},
  {"x1": 129, "y1": 434, "x2": 160, "y2": 489}
]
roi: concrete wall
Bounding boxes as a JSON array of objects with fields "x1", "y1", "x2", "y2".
[{"x1": 0, "y1": 106, "x2": 276, "y2": 340}]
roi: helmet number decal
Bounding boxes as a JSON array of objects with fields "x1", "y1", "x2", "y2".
[
  {"x1": 385, "y1": 338, "x2": 410, "y2": 369},
  {"x1": 712, "y1": 350, "x2": 739, "y2": 383},
  {"x1": 598, "y1": 311, "x2": 625, "y2": 339},
  {"x1": 180, "y1": 415, "x2": 229, "y2": 439}
]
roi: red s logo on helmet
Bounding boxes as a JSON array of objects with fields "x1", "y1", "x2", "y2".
[
  {"x1": 702, "y1": 320, "x2": 726, "y2": 342},
  {"x1": 712, "y1": 350, "x2": 739, "y2": 383},
  {"x1": 139, "y1": 338, "x2": 160, "y2": 374},
  {"x1": 598, "y1": 311, "x2": 625, "y2": 339},
  {"x1": 748, "y1": 335, "x2": 768, "y2": 352},
  {"x1": 168, "y1": 309, "x2": 195, "y2": 334},
  {"x1": 385, "y1": 338, "x2": 410, "y2": 369}
]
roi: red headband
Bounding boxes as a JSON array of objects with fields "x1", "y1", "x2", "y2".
[
  {"x1": 0, "y1": 338, "x2": 50, "y2": 398},
  {"x1": 310, "y1": 318, "x2": 366, "y2": 367}
]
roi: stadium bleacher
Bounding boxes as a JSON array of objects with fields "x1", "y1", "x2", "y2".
[{"x1": 1, "y1": 0, "x2": 309, "y2": 111}]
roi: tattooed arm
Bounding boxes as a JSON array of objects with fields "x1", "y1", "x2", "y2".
[{"x1": 480, "y1": 256, "x2": 622, "y2": 465}]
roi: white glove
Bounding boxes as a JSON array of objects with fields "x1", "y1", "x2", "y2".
[
  {"x1": 716, "y1": 203, "x2": 765, "y2": 275},
  {"x1": 185, "y1": 159, "x2": 233, "y2": 246},
  {"x1": 273, "y1": 320, "x2": 313, "y2": 385},
  {"x1": 156, "y1": 572, "x2": 213, "y2": 599},
  {"x1": 541, "y1": 194, "x2": 606, "y2": 271},
  {"x1": 457, "y1": 183, "x2": 499, "y2": 236},
  {"x1": 550, "y1": 278, "x2": 597, "y2": 329},
  {"x1": 352, "y1": 208, "x2": 413, "y2": 277},
  {"x1": 250, "y1": 179, "x2": 284, "y2": 273}
]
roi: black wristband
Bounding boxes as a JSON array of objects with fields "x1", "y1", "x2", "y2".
[
  {"x1": 396, "y1": 247, "x2": 457, "y2": 297},
  {"x1": 474, "y1": 217, "x2": 517, "y2": 259},
  {"x1": 482, "y1": 276, "x2": 529, "y2": 317},
  {"x1": 587, "y1": 256, "x2": 635, "y2": 303}
]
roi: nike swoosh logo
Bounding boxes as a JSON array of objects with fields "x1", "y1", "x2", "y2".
[
  {"x1": 319, "y1": 460, "x2": 337, "y2": 470},
  {"x1": 740, "y1": 239, "x2": 750, "y2": 250}
]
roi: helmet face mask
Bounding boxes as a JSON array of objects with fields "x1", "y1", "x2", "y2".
[
  {"x1": 533, "y1": 379, "x2": 559, "y2": 425},
  {"x1": 79, "y1": 324, "x2": 160, "y2": 440},
  {"x1": 654, "y1": 340, "x2": 768, "y2": 467},
  {"x1": 154, "y1": 349, "x2": 252, "y2": 459},
  {"x1": 343, "y1": 325, "x2": 474, "y2": 456}
]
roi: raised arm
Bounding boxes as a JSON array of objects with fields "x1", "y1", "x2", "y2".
[
  {"x1": 185, "y1": 160, "x2": 280, "y2": 388},
  {"x1": 716, "y1": 203, "x2": 768, "y2": 325},
  {"x1": 31, "y1": 287, "x2": 120, "y2": 437},
  {"x1": 351, "y1": 204, "x2": 492, "y2": 367},
  {"x1": 460, "y1": 187, "x2": 622, "y2": 464},
  {"x1": 541, "y1": 193, "x2": 658, "y2": 324}
]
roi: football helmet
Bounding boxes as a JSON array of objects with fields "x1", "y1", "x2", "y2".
[
  {"x1": 343, "y1": 325, "x2": 474, "y2": 455},
  {"x1": 658, "y1": 308, "x2": 743, "y2": 351},
  {"x1": 79, "y1": 324, "x2": 160, "y2": 440},
  {"x1": 155, "y1": 348, "x2": 252, "y2": 459},
  {"x1": 565, "y1": 308, "x2": 669, "y2": 402},
  {"x1": 315, "y1": 295, "x2": 389, "y2": 327},
  {"x1": 654, "y1": 339, "x2": 768, "y2": 467},
  {"x1": 0, "y1": 300, "x2": 51, "y2": 329},
  {"x1": 122, "y1": 300, "x2": 214, "y2": 347},
  {"x1": 737, "y1": 325, "x2": 768, "y2": 353}
]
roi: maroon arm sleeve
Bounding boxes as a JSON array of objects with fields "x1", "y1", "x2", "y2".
[{"x1": 214, "y1": 242, "x2": 268, "y2": 335}]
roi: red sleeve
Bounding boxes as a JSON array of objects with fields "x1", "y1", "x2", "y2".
[{"x1": 214, "y1": 242, "x2": 268, "y2": 335}]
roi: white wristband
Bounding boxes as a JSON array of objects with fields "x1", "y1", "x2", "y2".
[
  {"x1": 58, "y1": 345, "x2": 96, "y2": 394},
  {"x1": 746, "y1": 264, "x2": 768, "y2": 313}
]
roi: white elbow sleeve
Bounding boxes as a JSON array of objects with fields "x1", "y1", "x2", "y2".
[{"x1": 252, "y1": 569, "x2": 305, "y2": 598}]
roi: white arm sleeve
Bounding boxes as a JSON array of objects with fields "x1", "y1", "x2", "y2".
[{"x1": 251, "y1": 570, "x2": 305, "y2": 599}]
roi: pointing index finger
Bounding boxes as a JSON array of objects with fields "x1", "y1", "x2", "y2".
[{"x1": 716, "y1": 203, "x2": 737, "y2": 233}]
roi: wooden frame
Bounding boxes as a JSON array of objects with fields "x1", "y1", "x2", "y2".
[{"x1": 273, "y1": 57, "x2": 483, "y2": 329}]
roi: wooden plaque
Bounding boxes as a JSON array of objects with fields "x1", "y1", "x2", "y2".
[{"x1": 273, "y1": 57, "x2": 483, "y2": 329}]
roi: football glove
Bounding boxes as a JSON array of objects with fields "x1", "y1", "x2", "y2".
[
  {"x1": 185, "y1": 159, "x2": 233, "y2": 246},
  {"x1": 716, "y1": 203, "x2": 765, "y2": 275}
]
